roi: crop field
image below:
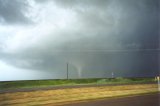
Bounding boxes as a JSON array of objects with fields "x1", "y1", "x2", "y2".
[{"x1": 0, "y1": 81, "x2": 158, "y2": 106}]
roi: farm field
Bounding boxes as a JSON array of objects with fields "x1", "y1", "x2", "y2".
[{"x1": 0, "y1": 78, "x2": 159, "y2": 106}]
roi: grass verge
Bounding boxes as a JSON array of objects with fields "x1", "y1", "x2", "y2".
[{"x1": 0, "y1": 83, "x2": 158, "y2": 106}]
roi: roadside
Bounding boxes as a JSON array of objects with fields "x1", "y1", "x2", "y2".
[
  {"x1": 59, "y1": 93, "x2": 160, "y2": 106},
  {"x1": 0, "y1": 83, "x2": 158, "y2": 106},
  {"x1": 0, "y1": 82, "x2": 156, "y2": 94}
]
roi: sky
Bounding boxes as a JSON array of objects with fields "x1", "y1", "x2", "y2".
[{"x1": 0, "y1": 0, "x2": 159, "y2": 81}]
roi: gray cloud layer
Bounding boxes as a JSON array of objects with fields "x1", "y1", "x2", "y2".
[
  {"x1": 0, "y1": 0, "x2": 159, "y2": 79},
  {"x1": 0, "y1": 0, "x2": 32, "y2": 24}
]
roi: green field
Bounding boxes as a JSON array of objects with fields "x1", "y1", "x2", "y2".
[{"x1": 0, "y1": 77, "x2": 156, "y2": 90}]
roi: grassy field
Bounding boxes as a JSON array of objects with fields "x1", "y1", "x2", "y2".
[
  {"x1": 0, "y1": 77, "x2": 156, "y2": 90},
  {"x1": 0, "y1": 83, "x2": 158, "y2": 106},
  {"x1": 0, "y1": 78, "x2": 158, "y2": 106}
]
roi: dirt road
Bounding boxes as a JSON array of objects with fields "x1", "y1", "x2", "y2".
[{"x1": 62, "y1": 93, "x2": 159, "y2": 106}]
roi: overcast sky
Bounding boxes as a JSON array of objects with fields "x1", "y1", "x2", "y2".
[{"x1": 0, "y1": 0, "x2": 159, "y2": 81}]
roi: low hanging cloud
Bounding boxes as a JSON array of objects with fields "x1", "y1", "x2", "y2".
[{"x1": 0, "y1": 0, "x2": 159, "y2": 80}]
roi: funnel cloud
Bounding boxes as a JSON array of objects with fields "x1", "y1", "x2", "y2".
[{"x1": 0, "y1": 0, "x2": 159, "y2": 81}]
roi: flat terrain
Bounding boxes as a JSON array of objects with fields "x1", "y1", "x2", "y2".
[
  {"x1": 0, "y1": 78, "x2": 155, "y2": 90},
  {"x1": 0, "y1": 83, "x2": 158, "y2": 106},
  {"x1": 62, "y1": 93, "x2": 159, "y2": 106},
  {"x1": 0, "y1": 82, "x2": 155, "y2": 94}
]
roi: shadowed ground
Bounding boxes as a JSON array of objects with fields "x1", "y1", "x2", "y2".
[{"x1": 62, "y1": 93, "x2": 159, "y2": 106}]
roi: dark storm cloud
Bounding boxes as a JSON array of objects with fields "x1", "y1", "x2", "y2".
[
  {"x1": 34, "y1": 0, "x2": 159, "y2": 50},
  {"x1": 0, "y1": 0, "x2": 32, "y2": 24},
  {"x1": 55, "y1": 0, "x2": 159, "y2": 49},
  {"x1": 0, "y1": 0, "x2": 159, "y2": 79}
]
